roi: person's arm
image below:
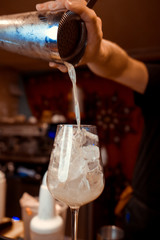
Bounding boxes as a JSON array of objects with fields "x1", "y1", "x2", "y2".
[
  {"x1": 36, "y1": 0, "x2": 149, "y2": 94},
  {"x1": 87, "y1": 39, "x2": 148, "y2": 94}
]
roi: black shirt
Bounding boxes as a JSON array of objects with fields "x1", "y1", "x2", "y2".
[{"x1": 133, "y1": 64, "x2": 160, "y2": 211}]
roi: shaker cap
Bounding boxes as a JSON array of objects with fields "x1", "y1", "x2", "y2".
[{"x1": 57, "y1": 11, "x2": 87, "y2": 65}]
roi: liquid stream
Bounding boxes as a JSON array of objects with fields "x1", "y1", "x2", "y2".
[
  {"x1": 64, "y1": 62, "x2": 81, "y2": 129},
  {"x1": 47, "y1": 62, "x2": 104, "y2": 208}
]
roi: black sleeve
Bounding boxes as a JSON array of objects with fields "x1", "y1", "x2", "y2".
[{"x1": 134, "y1": 63, "x2": 160, "y2": 115}]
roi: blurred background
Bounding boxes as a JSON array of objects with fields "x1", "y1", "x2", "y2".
[{"x1": 0, "y1": 0, "x2": 160, "y2": 240}]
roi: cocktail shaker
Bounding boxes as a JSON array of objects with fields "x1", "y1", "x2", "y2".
[{"x1": 0, "y1": 0, "x2": 97, "y2": 65}]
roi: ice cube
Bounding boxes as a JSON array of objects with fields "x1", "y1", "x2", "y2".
[
  {"x1": 68, "y1": 148, "x2": 85, "y2": 181},
  {"x1": 67, "y1": 174, "x2": 90, "y2": 193},
  {"x1": 88, "y1": 160, "x2": 98, "y2": 171},
  {"x1": 82, "y1": 145, "x2": 100, "y2": 161},
  {"x1": 72, "y1": 128, "x2": 87, "y2": 149},
  {"x1": 82, "y1": 128, "x2": 98, "y2": 142},
  {"x1": 86, "y1": 168, "x2": 104, "y2": 191}
]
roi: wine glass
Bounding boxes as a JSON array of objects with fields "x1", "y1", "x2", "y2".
[{"x1": 47, "y1": 124, "x2": 105, "y2": 240}]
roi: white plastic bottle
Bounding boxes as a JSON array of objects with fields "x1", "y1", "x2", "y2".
[
  {"x1": 30, "y1": 172, "x2": 64, "y2": 240},
  {"x1": 0, "y1": 171, "x2": 6, "y2": 223}
]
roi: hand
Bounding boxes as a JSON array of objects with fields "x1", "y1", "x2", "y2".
[{"x1": 36, "y1": 0, "x2": 103, "y2": 72}]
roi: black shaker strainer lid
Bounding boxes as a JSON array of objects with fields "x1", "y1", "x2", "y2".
[
  {"x1": 57, "y1": 10, "x2": 87, "y2": 65},
  {"x1": 57, "y1": 0, "x2": 97, "y2": 65}
]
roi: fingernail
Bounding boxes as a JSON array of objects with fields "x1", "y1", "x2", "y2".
[
  {"x1": 49, "y1": 62, "x2": 55, "y2": 67},
  {"x1": 36, "y1": 4, "x2": 43, "y2": 10}
]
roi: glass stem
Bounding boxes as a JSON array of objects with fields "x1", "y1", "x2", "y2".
[{"x1": 71, "y1": 207, "x2": 79, "y2": 240}]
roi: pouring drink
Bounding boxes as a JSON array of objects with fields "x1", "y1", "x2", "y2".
[{"x1": 47, "y1": 64, "x2": 105, "y2": 240}]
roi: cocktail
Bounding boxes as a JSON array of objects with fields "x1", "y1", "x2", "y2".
[{"x1": 47, "y1": 124, "x2": 105, "y2": 240}]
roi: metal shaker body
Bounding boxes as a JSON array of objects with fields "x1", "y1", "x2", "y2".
[{"x1": 0, "y1": 10, "x2": 87, "y2": 65}]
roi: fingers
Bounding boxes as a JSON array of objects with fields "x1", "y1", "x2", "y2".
[
  {"x1": 36, "y1": 0, "x2": 87, "y2": 12},
  {"x1": 36, "y1": 0, "x2": 100, "y2": 27},
  {"x1": 36, "y1": 0, "x2": 101, "y2": 39},
  {"x1": 36, "y1": 1, "x2": 54, "y2": 11},
  {"x1": 49, "y1": 62, "x2": 68, "y2": 72},
  {"x1": 65, "y1": 1, "x2": 102, "y2": 40},
  {"x1": 36, "y1": 0, "x2": 65, "y2": 11}
]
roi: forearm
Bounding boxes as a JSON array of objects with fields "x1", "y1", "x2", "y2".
[{"x1": 87, "y1": 39, "x2": 149, "y2": 94}]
